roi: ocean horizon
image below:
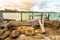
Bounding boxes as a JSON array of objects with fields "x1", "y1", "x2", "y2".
[{"x1": 3, "y1": 13, "x2": 60, "y2": 21}]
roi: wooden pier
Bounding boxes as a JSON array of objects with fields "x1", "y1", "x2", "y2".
[{"x1": 0, "y1": 10, "x2": 59, "y2": 33}]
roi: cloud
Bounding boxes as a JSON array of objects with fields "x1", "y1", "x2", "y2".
[
  {"x1": 0, "y1": 0, "x2": 60, "y2": 11},
  {"x1": 0, "y1": 0, "x2": 37, "y2": 10},
  {"x1": 30, "y1": 0, "x2": 60, "y2": 12}
]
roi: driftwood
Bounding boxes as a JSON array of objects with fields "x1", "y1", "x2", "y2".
[
  {"x1": 0, "y1": 21, "x2": 18, "y2": 31},
  {"x1": 39, "y1": 19, "x2": 46, "y2": 33},
  {"x1": 1, "y1": 31, "x2": 11, "y2": 39}
]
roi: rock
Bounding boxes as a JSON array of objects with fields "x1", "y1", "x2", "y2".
[
  {"x1": 35, "y1": 29, "x2": 40, "y2": 34},
  {"x1": 44, "y1": 37, "x2": 51, "y2": 40},
  {"x1": 16, "y1": 26, "x2": 26, "y2": 34},
  {"x1": 0, "y1": 38, "x2": 4, "y2": 40},
  {"x1": 0, "y1": 24, "x2": 8, "y2": 31},
  {"x1": 17, "y1": 26, "x2": 35, "y2": 35},
  {"x1": 17, "y1": 34, "x2": 27, "y2": 40},
  {"x1": 0, "y1": 30, "x2": 5, "y2": 36},
  {"x1": 20, "y1": 34, "x2": 26, "y2": 37},
  {"x1": 5, "y1": 37, "x2": 11, "y2": 40},
  {"x1": 25, "y1": 27, "x2": 35, "y2": 36},
  {"x1": 10, "y1": 30, "x2": 20, "y2": 38}
]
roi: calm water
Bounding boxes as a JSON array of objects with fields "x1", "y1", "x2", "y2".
[{"x1": 3, "y1": 13, "x2": 60, "y2": 21}]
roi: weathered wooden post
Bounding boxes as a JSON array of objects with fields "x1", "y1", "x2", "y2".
[
  {"x1": 47, "y1": 13, "x2": 50, "y2": 20},
  {"x1": 29, "y1": 15, "x2": 31, "y2": 20},
  {"x1": 0, "y1": 12, "x2": 4, "y2": 23},
  {"x1": 32, "y1": 12, "x2": 34, "y2": 19},
  {"x1": 21, "y1": 11, "x2": 23, "y2": 22},
  {"x1": 39, "y1": 13, "x2": 46, "y2": 33}
]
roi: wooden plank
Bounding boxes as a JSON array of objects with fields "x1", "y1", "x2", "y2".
[
  {"x1": 1, "y1": 31, "x2": 11, "y2": 39},
  {"x1": 39, "y1": 19, "x2": 45, "y2": 33}
]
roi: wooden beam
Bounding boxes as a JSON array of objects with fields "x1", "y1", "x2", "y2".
[
  {"x1": 0, "y1": 10, "x2": 57, "y2": 13},
  {"x1": 39, "y1": 13, "x2": 46, "y2": 33}
]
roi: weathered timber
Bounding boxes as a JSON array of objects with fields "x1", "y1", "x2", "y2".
[
  {"x1": 0, "y1": 10, "x2": 57, "y2": 13},
  {"x1": 0, "y1": 12, "x2": 4, "y2": 23},
  {"x1": 1, "y1": 31, "x2": 11, "y2": 39},
  {"x1": 39, "y1": 19, "x2": 46, "y2": 33},
  {"x1": 0, "y1": 21, "x2": 21, "y2": 31}
]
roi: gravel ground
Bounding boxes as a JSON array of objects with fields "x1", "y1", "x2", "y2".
[{"x1": 5, "y1": 34, "x2": 60, "y2": 40}]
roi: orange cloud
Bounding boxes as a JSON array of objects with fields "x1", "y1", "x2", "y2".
[
  {"x1": 0, "y1": 0, "x2": 36, "y2": 10},
  {"x1": 21, "y1": 0, "x2": 34, "y2": 10}
]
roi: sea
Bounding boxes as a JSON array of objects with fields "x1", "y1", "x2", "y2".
[{"x1": 3, "y1": 13, "x2": 60, "y2": 21}]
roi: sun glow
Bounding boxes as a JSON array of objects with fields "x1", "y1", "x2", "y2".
[{"x1": 0, "y1": 0, "x2": 37, "y2": 10}]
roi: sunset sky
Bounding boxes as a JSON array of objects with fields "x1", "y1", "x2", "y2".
[
  {"x1": 0, "y1": 0, "x2": 38, "y2": 11},
  {"x1": 0, "y1": 0, "x2": 60, "y2": 11}
]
